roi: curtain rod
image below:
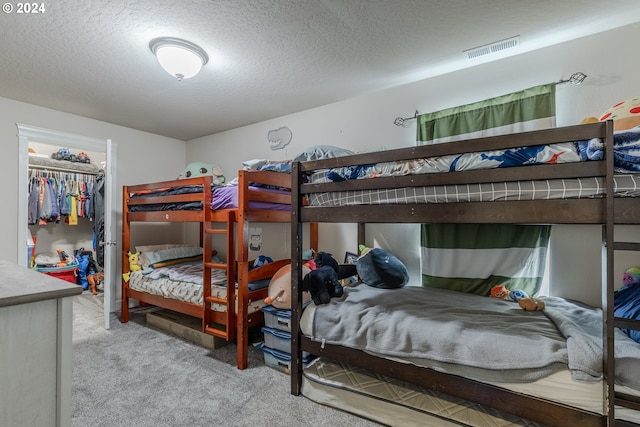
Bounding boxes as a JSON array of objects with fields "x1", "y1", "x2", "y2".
[{"x1": 393, "y1": 71, "x2": 587, "y2": 127}]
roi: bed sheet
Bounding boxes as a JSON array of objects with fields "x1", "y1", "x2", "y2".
[
  {"x1": 210, "y1": 185, "x2": 291, "y2": 210},
  {"x1": 128, "y1": 266, "x2": 267, "y2": 313},
  {"x1": 299, "y1": 289, "x2": 640, "y2": 416}
]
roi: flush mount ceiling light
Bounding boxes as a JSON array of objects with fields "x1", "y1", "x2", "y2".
[{"x1": 149, "y1": 37, "x2": 209, "y2": 81}]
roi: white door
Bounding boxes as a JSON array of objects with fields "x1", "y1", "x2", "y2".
[
  {"x1": 17, "y1": 124, "x2": 117, "y2": 329},
  {"x1": 102, "y1": 139, "x2": 116, "y2": 328}
]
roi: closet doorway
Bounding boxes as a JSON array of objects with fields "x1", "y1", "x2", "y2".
[{"x1": 17, "y1": 124, "x2": 117, "y2": 329}]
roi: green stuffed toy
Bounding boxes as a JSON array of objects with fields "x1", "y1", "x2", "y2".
[{"x1": 178, "y1": 162, "x2": 226, "y2": 185}]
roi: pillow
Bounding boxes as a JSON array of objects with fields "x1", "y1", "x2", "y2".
[
  {"x1": 243, "y1": 159, "x2": 269, "y2": 170},
  {"x1": 136, "y1": 244, "x2": 191, "y2": 269},
  {"x1": 177, "y1": 162, "x2": 226, "y2": 185},
  {"x1": 149, "y1": 255, "x2": 203, "y2": 269},
  {"x1": 139, "y1": 246, "x2": 203, "y2": 269},
  {"x1": 356, "y1": 247, "x2": 409, "y2": 289},
  {"x1": 293, "y1": 145, "x2": 355, "y2": 162}
]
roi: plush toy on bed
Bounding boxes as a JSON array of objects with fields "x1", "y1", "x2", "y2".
[
  {"x1": 599, "y1": 96, "x2": 640, "y2": 131},
  {"x1": 621, "y1": 267, "x2": 640, "y2": 292},
  {"x1": 490, "y1": 284, "x2": 529, "y2": 302},
  {"x1": 356, "y1": 245, "x2": 409, "y2": 289},
  {"x1": 518, "y1": 297, "x2": 546, "y2": 311},
  {"x1": 177, "y1": 162, "x2": 226, "y2": 185},
  {"x1": 302, "y1": 252, "x2": 344, "y2": 305},
  {"x1": 122, "y1": 251, "x2": 142, "y2": 283}
]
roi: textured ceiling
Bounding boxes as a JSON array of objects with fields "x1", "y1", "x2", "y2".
[{"x1": 1, "y1": 0, "x2": 639, "y2": 141}]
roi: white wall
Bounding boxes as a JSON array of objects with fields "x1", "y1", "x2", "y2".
[
  {"x1": 1, "y1": 96, "x2": 187, "y2": 308},
  {"x1": 187, "y1": 22, "x2": 640, "y2": 306}
]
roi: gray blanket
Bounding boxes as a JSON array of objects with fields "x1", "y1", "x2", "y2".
[{"x1": 311, "y1": 285, "x2": 640, "y2": 388}]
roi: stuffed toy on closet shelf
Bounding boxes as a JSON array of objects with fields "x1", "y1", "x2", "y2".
[{"x1": 302, "y1": 252, "x2": 344, "y2": 305}]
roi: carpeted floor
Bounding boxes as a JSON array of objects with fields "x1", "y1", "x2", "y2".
[{"x1": 71, "y1": 293, "x2": 382, "y2": 427}]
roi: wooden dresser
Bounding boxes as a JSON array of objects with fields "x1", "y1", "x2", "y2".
[{"x1": 0, "y1": 260, "x2": 82, "y2": 427}]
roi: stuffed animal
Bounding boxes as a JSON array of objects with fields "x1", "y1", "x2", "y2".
[
  {"x1": 620, "y1": 267, "x2": 640, "y2": 292},
  {"x1": 177, "y1": 162, "x2": 226, "y2": 185},
  {"x1": 490, "y1": 284, "x2": 529, "y2": 302},
  {"x1": 356, "y1": 245, "x2": 409, "y2": 289},
  {"x1": 518, "y1": 297, "x2": 545, "y2": 311},
  {"x1": 599, "y1": 96, "x2": 640, "y2": 131},
  {"x1": 122, "y1": 251, "x2": 142, "y2": 283},
  {"x1": 302, "y1": 252, "x2": 344, "y2": 305},
  {"x1": 128, "y1": 251, "x2": 142, "y2": 272}
]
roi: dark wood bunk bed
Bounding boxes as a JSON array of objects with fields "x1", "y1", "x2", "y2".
[
  {"x1": 121, "y1": 169, "x2": 317, "y2": 369},
  {"x1": 290, "y1": 121, "x2": 640, "y2": 426}
]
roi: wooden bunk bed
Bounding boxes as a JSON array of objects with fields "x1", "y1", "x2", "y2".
[
  {"x1": 121, "y1": 169, "x2": 317, "y2": 369},
  {"x1": 290, "y1": 121, "x2": 640, "y2": 426}
]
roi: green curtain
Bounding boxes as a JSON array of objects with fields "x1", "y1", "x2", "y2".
[
  {"x1": 421, "y1": 223, "x2": 550, "y2": 296},
  {"x1": 418, "y1": 83, "x2": 556, "y2": 296},
  {"x1": 417, "y1": 84, "x2": 556, "y2": 145}
]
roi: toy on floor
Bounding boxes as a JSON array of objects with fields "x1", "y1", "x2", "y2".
[
  {"x1": 87, "y1": 271, "x2": 104, "y2": 295},
  {"x1": 490, "y1": 284, "x2": 529, "y2": 302},
  {"x1": 302, "y1": 251, "x2": 344, "y2": 305}
]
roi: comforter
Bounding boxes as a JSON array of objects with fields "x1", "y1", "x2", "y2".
[
  {"x1": 309, "y1": 285, "x2": 640, "y2": 389},
  {"x1": 325, "y1": 127, "x2": 640, "y2": 181}
]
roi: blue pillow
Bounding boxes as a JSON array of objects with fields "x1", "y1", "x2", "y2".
[{"x1": 356, "y1": 248, "x2": 409, "y2": 289}]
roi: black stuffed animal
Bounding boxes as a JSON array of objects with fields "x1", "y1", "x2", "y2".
[{"x1": 302, "y1": 252, "x2": 344, "y2": 305}]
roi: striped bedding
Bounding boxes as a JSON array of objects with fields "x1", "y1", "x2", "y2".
[{"x1": 128, "y1": 264, "x2": 266, "y2": 314}]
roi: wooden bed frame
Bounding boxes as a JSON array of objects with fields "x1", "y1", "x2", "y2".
[
  {"x1": 121, "y1": 169, "x2": 317, "y2": 369},
  {"x1": 290, "y1": 121, "x2": 640, "y2": 426}
]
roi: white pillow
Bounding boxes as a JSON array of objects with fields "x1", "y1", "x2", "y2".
[
  {"x1": 136, "y1": 244, "x2": 202, "y2": 270},
  {"x1": 293, "y1": 145, "x2": 354, "y2": 162}
]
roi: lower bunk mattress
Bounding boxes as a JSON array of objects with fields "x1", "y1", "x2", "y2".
[
  {"x1": 128, "y1": 263, "x2": 268, "y2": 314},
  {"x1": 299, "y1": 285, "x2": 640, "y2": 426}
]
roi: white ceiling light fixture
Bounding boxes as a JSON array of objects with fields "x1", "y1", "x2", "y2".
[{"x1": 149, "y1": 37, "x2": 209, "y2": 81}]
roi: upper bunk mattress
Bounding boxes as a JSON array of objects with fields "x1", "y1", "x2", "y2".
[{"x1": 308, "y1": 174, "x2": 640, "y2": 207}]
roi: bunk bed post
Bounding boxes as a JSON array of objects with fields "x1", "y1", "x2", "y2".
[
  {"x1": 237, "y1": 170, "x2": 250, "y2": 370},
  {"x1": 602, "y1": 119, "x2": 616, "y2": 425},
  {"x1": 121, "y1": 185, "x2": 130, "y2": 323},
  {"x1": 290, "y1": 161, "x2": 304, "y2": 395}
]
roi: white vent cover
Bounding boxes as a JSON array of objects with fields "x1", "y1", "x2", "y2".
[{"x1": 464, "y1": 35, "x2": 520, "y2": 60}]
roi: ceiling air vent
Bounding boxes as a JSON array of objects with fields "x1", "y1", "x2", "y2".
[{"x1": 463, "y1": 35, "x2": 520, "y2": 60}]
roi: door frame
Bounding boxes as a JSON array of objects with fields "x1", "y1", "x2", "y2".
[{"x1": 17, "y1": 123, "x2": 117, "y2": 329}]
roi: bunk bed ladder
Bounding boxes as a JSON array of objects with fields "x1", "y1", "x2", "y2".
[
  {"x1": 604, "y1": 119, "x2": 640, "y2": 426},
  {"x1": 202, "y1": 211, "x2": 236, "y2": 341}
]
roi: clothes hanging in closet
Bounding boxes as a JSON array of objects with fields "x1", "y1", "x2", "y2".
[{"x1": 27, "y1": 170, "x2": 96, "y2": 226}]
